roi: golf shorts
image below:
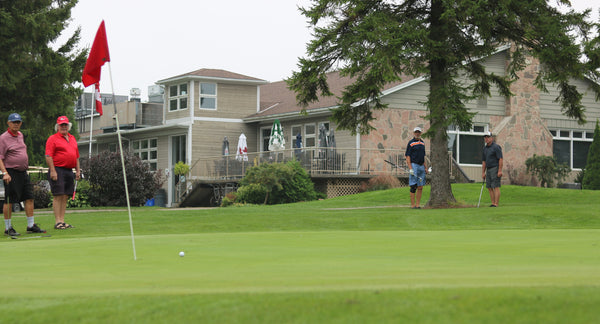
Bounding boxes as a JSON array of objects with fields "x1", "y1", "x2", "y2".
[
  {"x1": 486, "y1": 166, "x2": 501, "y2": 189},
  {"x1": 48, "y1": 167, "x2": 75, "y2": 196},
  {"x1": 409, "y1": 163, "x2": 426, "y2": 187},
  {"x1": 4, "y1": 169, "x2": 34, "y2": 203}
]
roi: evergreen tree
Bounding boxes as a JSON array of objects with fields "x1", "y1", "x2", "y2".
[
  {"x1": 287, "y1": 0, "x2": 600, "y2": 207},
  {"x1": 582, "y1": 120, "x2": 600, "y2": 190},
  {"x1": 0, "y1": 0, "x2": 87, "y2": 164}
]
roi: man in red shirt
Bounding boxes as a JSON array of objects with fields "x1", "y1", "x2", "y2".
[
  {"x1": 0, "y1": 113, "x2": 45, "y2": 236},
  {"x1": 45, "y1": 116, "x2": 80, "y2": 229}
]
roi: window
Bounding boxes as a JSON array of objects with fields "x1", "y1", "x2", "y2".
[
  {"x1": 447, "y1": 125, "x2": 488, "y2": 165},
  {"x1": 133, "y1": 138, "x2": 158, "y2": 170},
  {"x1": 261, "y1": 127, "x2": 271, "y2": 151},
  {"x1": 168, "y1": 83, "x2": 188, "y2": 111},
  {"x1": 551, "y1": 129, "x2": 593, "y2": 169},
  {"x1": 199, "y1": 83, "x2": 217, "y2": 110},
  {"x1": 291, "y1": 125, "x2": 302, "y2": 149},
  {"x1": 304, "y1": 124, "x2": 316, "y2": 147}
]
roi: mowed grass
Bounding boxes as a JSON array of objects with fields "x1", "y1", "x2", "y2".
[{"x1": 1, "y1": 184, "x2": 599, "y2": 323}]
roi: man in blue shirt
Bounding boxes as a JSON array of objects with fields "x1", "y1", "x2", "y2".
[
  {"x1": 482, "y1": 132, "x2": 503, "y2": 207},
  {"x1": 405, "y1": 127, "x2": 428, "y2": 209}
]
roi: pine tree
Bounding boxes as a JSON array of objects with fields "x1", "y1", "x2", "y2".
[
  {"x1": 0, "y1": 0, "x2": 87, "y2": 164},
  {"x1": 287, "y1": 0, "x2": 600, "y2": 207},
  {"x1": 582, "y1": 120, "x2": 600, "y2": 190}
]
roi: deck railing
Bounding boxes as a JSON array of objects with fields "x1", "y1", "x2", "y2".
[{"x1": 187, "y1": 147, "x2": 432, "y2": 181}]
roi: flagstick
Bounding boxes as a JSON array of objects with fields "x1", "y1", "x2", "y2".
[
  {"x1": 88, "y1": 86, "x2": 95, "y2": 159},
  {"x1": 108, "y1": 62, "x2": 137, "y2": 261}
]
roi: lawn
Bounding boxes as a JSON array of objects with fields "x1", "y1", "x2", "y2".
[{"x1": 1, "y1": 184, "x2": 599, "y2": 323}]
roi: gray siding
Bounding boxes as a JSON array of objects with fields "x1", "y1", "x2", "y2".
[{"x1": 541, "y1": 78, "x2": 600, "y2": 131}]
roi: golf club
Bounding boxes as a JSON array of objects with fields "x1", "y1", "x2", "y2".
[
  {"x1": 72, "y1": 180, "x2": 78, "y2": 200},
  {"x1": 384, "y1": 160, "x2": 423, "y2": 182},
  {"x1": 477, "y1": 181, "x2": 485, "y2": 207},
  {"x1": 10, "y1": 234, "x2": 52, "y2": 240}
]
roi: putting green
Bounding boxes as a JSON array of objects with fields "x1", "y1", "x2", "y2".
[{"x1": 3, "y1": 229, "x2": 599, "y2": 297}]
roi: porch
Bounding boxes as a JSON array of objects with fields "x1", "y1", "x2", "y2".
[{"x1": 176, "y1": 148, "x2": 471, "y2": 206}]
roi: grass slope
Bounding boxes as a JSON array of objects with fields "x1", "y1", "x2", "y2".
[{"x1": 1, "y1": 184, "x2": 599, "y2": 323}]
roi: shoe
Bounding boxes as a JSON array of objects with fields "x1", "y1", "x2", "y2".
[
  {"x1": 490, "y1": 204, "x2": 497, "y2": 207},
  {"x1": 4, "y1": 227, "x2": 20, "y2": 236},
  {"x1": 27, "y1": 224, "x2": 46, "y2": 234}
]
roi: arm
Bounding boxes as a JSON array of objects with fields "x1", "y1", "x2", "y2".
[
  {"x1": 482, "y1": 161, "x2": 487, "y2": 180},
  {"x1": 0, "y1": 159, "x2": 10, "y2": 183},
  {"x1": 497, "y1": 158, "x2": 503, "y2": 178},
  {"x1": 75, "y1": 159, "x2": 81, "y2": 181},
  {"x1": 46, "y1": 155, "x2": 57, "y2": 181}
]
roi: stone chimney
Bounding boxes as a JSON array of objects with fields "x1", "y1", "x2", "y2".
[{"x1": 492, "y1": 44, "x2": 553, "y2": 185}]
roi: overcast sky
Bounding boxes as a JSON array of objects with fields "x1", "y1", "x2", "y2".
[{"x1": 60, "y1": 0, "x2": 598, "y2": 101}]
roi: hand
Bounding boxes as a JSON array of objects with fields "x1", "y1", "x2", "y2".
[
  {"x1": 409, "y1": 169, "x2": 415, "y2": 176},
  {"x1": 482, "y1": 172, "x2": 486, "y2": 180},
  {"x1": 3, "y1": 173, "x2": 11, "y2": 184},
  {"x1": 498, "y1": 170, "x2": 503, "y2": 178}
]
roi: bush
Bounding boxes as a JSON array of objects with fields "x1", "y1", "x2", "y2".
[
  {"x1": 525, "y1": 154, "x2": 570, "y2": 188},
  {"x1": 237, "y1": 160, "x2": 318, "y2": 205},
  {"x1": 67, "y1": 179, "x2": 91, "y2": 208},
  {"x1": 582, "y1": 120, "x2": 600, "y2": 190},
  {"x1": 220, "y1": 192, "x2": 238, "y2": 207},
  {"x1": 360, "y1": 175, "x2": 401, "y2": 192},
  {"x1": 32, "y1": 180, "x2": 52, "y2": 209},
  {"x1": 81, "y1": 151, "x2": 166, "y2": 206}
]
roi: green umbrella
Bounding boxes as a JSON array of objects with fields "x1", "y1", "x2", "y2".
[{"x1": 268, "y1": 119, "x2": 285, "y2": 152}]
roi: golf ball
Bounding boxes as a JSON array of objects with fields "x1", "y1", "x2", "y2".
[{"x1": 179, "y1": 251, "x2": 185, "y2": 257}]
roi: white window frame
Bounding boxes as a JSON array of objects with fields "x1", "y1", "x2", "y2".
[
  {"x1": 304, "y1": 123, "x2": 317, "y2": 148},
  {"x1": 168, "y1": 83, "x2": 188, "y2": 111},
  {"x1": 550, "y1": 129, "x2": 593, "y2": 170},
  {"x1": 447, "y1": 124, "x2": 488, "y2": 166},
  {"x1": 199, "y1": 82, "x2": 217, "y2": 110},
  {"x1": 291, "y1": 125, "x2": 302, "y2": 149},
  {"x1": 133, "y1": 138, "x2": 158, "y2": 170}
]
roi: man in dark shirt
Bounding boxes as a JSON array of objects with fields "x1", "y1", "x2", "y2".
[
  {"x1": 405, "y1": 127, "x2": 428, "y2": 209},
  {"x1": 482, "y1": 132, "x2": 503, "y2": 207}
]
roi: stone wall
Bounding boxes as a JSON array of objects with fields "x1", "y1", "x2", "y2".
[{"x1": 492, "y1": 48, "x2": 553, "y2": 186}]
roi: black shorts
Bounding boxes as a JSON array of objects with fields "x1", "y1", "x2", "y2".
[
  {"x1": 4, "y1": 169, "x2": 34, "y2": 203},
  {"x1": 48, "y1": 167, "x2": 75, "y2": 196},
  {"x1": 486, "y1": 166, "x2": 501, "y2": 189}
]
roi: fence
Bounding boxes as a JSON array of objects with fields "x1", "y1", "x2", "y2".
[{"x1": 188, "y1": 147, "x2": 431, "y2": 181}]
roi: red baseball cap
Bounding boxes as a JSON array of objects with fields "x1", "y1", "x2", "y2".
[{"x1": 57, "y1": 116, "x2": 69, "y2": 124}]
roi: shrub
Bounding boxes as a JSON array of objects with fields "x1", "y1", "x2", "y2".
[
  {"x1": 236, "y1": 183, "x2": 267, "y2": 205},
  {"x1": 360, "y1": 175, "x2": 401, "y2": 192},
  {"x1": 525, "y1": 154, "x2": 570, "y2": 188},
  {"x1": 582, "y1": 120, "x2": 600, "y2": 190},
  {"x1": 221, "y1": 192, "x2": 237, "y2": 207},
  {"x1": 81, "y1": 151, "x2": 166, "y2": 206},
  {"x1": 237, "y1": 160, "x2": 318, "y2": 205},
  {"x1": 32, "y1": 180, "x2": 52, "y2": 209},
  {"x1": 67, "y1": 179, "x2": 91, "y2": 208}
]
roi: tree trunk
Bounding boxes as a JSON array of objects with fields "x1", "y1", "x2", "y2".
[{"x1": 426, "y1": 0, "x2": 456, "y2": 208}]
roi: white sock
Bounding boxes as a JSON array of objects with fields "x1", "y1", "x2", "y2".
[
  {"x1": 4, "y1": 219, "x2": 11, "y2": 230},
  {"x1": 27, "y1": 216, "x2": 35, "y2": 228}
]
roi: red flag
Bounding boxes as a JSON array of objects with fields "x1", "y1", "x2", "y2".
[
  {"x1": 82, "y1": 21, "x2": 110, "y2": 87},
  {"x1": 94, "y1": 83, "x2": 103, "y2": 116}
]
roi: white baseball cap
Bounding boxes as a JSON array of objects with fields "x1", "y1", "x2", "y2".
[
  {"x1": 483, "y1": 131, "x2": 492, "y2": 137},
  {"x1": 413, "y1": 127, "x2": 422, "y2": 133}
]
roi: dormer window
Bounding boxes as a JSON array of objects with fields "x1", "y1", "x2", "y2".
[
  {"x1": 169, "y1": 83, "x2": 188, "y2": 111},
  {"x1": 199, "y1": 83, "x2": 217, "y2": 110}
]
